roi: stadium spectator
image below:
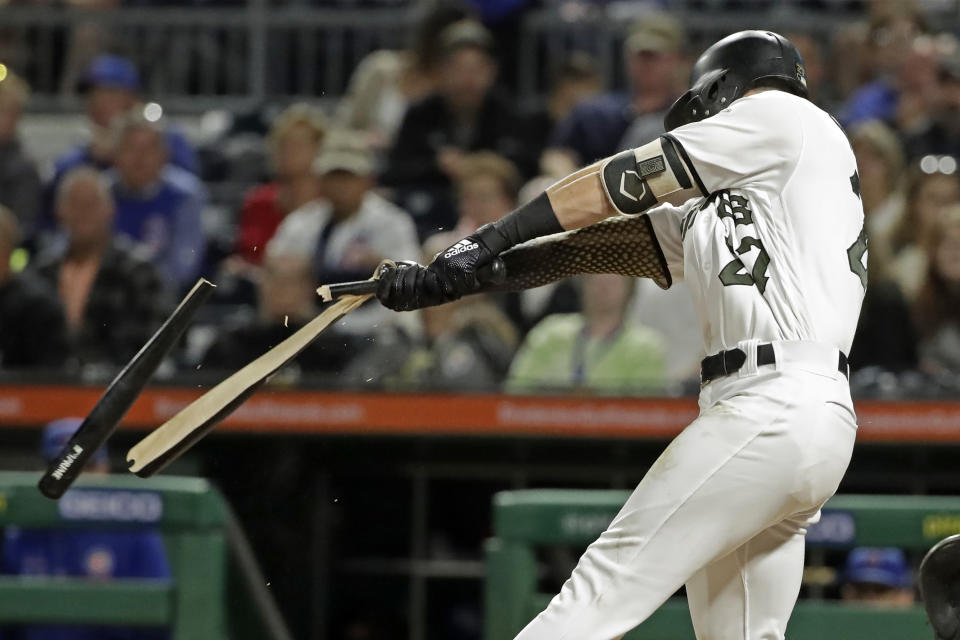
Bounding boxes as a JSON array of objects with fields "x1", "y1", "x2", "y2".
[
  {"x1": 506, "y1": 274, "x2": 665, "y2": 395},
  {"x1": 630, "y1": 278, "x2": 703, "y2": 387},
  {"x1": 268, "y1": 129, "x2": 419, "y2": 334},
  {"x1": 0, "y1": 205, "x2": 67, "y2": 371},
  {"x1": 60, "y1": 55, "x2": 196, "y2": 174},
  {"x1": 519, "y1": 54, "x2": 604, "y2": 198},
  {"x1": 840, "y1": 547, "x2": 914, "y2": 607},
  {"x1": 914, "y1": 206, "x2": 960, "y2": 377},
  {"x1": 902, "y1": 47, "x2": 960, "y2": 162},
  {"x1": 888, "y1": 160, "x2": 960, "y2": 301},
  {"x1": 840, "y1": 7, "x2": 928, "y2": 129},
  {"x1": 551, "y1": 11, "x2": 685, "y2": 164},
  {"x1": 234, "y1": 103, "x2": 326, "y2": 265},
  {"x1": 423, "y1": 151, "x2": 522, "y2": 252},
  {"x1": 349, "y1": 287, "x2": 518, "y2": 390},
  {"x1": 0, "y1": 69, "x2": 41, "y2": 237},
  {"x1": 336, "y1": 3, "x2": 473, "y2": 148},
  {"x1": 109, "y1": 111, "x2": 207, "y2": 289},
  {"x1": 848, "y1": 266, "x2": 918, "y2": 374},
  {"x1": 423, "y1": 152, "x2": 581, "y2": 333},
  {"x1": 525, "y1": 53, "x2": 603, "y2": 177},
  {"x1": 33, "y1": 167, "x2": 172, "y2": 371},
  {"x1": 202, "y1": 251, "x2": 355, "y2": 377},
  {"x1": 850, "y1": 119, "x2": 906, "y2": 271},
  {"x1": 382, "y1": 19, "x2": 535, "y2": 236},
  {"x1": 42, "y1": 57, "x2": 199, "y2": 236},
  {"x1": 1, "y1": 418, "x2": 171, "y2": 640}
]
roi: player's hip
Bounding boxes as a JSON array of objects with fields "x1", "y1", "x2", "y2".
[{"x1": 697, "y1": 339, "x2": 854, "y2": 413}]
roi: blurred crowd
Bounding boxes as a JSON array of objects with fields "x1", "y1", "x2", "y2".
[{"x1": 2, "y1": 0, "x2": 960, "y2": 397}]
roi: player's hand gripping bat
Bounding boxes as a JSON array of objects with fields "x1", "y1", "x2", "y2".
[
  {"x1": 319, "y1": 214, "x2": 672, "y2": 303},
  {"x1": 38, "y1": 279, "x2": 215, "y2": 499}
]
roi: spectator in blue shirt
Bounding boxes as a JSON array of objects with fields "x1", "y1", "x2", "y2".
[
  {"x1": 549, "y1": 11, "x2": 685, "y2": 164},
  {"x1": 838, "y1": 10, "x2": 930, "y2": 132},
  {"x1": 1, "y1": 418, "x2": 171, "y2": 640},
  {"x1": 40, "y1": 56, "x2": 198, "y2": 239},
  {"x1": 109, "y1": 111, "x2": 207, "y2": 289},
  {"x1": 61, "y1": 55, "x2": 197, "y2": 175}
]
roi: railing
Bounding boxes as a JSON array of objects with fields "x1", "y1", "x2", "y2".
[
  {"x1": 9, "y1": 2, "x2": 960, "y2": 112},
  {"x1": 2, "y1": 384, "x2": 960, "y2": 441},
  {"x1": 1, "y1": 5, "x2": 417, "y2": 112},
  {"x1": 0, "y1": 471, "x2": 292, "y2": 640},
  {"x1": 484, "y1": 490, "x2": 958, "y2": 640}
]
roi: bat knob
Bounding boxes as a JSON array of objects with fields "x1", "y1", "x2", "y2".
[{"x1": 479, "y1": 258, "x2": 506, "y2": 285}]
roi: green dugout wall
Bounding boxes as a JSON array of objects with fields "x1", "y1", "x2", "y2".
[
  {"x1": 484, "y1": 490, "x2": 960, "y2": 640},
  {"x1": 0, "y1": 471, "x2": 291, "y2": 640}
]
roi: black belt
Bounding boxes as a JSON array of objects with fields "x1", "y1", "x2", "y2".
[{"x1": 700, "y1": 343, "x2": 849, "y2": 385}]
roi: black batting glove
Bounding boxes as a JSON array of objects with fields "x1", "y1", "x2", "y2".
[
  {"x1": 427, "y1": 224, "x2": 510, "y2": 300},
  {"x1": 376, "y1": 261, "x2": 449, "y2": 311}
]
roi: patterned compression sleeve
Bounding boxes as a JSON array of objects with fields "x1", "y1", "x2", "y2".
[{"x1": 477, "y1": 213, "x2": 672, "y2": 292}]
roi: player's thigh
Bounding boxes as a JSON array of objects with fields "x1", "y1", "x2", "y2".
[
  {"x1": 515, "y1": 409, "x2": 804, "y2": 640},
  {"x1": 686, "y1": 513, "x2": 815, "y2": 640}
]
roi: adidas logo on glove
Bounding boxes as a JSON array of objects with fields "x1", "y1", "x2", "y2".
[{"x1": 444, "y1": 239, "x2": 479, "y2": 259}]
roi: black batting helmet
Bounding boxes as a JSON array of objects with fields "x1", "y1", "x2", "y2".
[{"x1": 664, "y1": 30, "x2": 808, "y2": 131}]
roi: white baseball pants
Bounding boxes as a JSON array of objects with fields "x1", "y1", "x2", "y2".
[{"x1": 514, "y1": 341, "x2": 857, "y2": 640}]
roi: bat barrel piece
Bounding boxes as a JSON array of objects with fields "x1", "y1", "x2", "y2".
[
  {"x1": 126, "y1": 292, "x2": 372, "y2": 478},
  {"x1": 37, "y1": 279, "x2": 215, "y2": 500},
  {"x1": 317, "y1": 258, "x2": 507, "y2": 302}
]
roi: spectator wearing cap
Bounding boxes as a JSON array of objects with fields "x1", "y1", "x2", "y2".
[
  {"x1": 67, "y1": 55, "x2": 197, "y2": 174},
  {"x1": 268, "y1": 129, "x2": 419, "y2": 335},
  {"x1": 840, "y1": 547, "x2": 914, "y2": 607},
  {"x1": 234, "y1": 104, "x2": 326, "y2": 265},
  {"x1": 109, "y1": 110, "x2": 207, "y2": 289},
  {"x1": 42, "y1": 56, "x2": 198, "y2": 237},
  {"x1": 840, "y1": 10, "x2": 928, "y2": 129},
  {"x1": 382, "y1": 19, "x2": 537, "y2": 237},
  {"x1": 1, "y1": 418, "x2": 171, "y2": 640},
  {"x1": 551, "y1": 11, "x2": 686, "y2": 164},
  {"x1": 32, "y1": 167, "x2": 172, "y2": 371},
  {"x1": 0, "y1": 205, "x2": 67, "y2": 371},
  {"x1": 0, "y1": 68, "x2": 41, "y2": 237}
]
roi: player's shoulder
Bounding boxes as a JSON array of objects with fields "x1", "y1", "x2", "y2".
[
  {"x1": 723, "y1": 89, "x2": 810, "y2": 120},
  {"x1": 734, "y1": 90, "x2": 835, "y2": 127}
]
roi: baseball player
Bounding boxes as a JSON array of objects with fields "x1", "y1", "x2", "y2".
[{"x1": 378, "y1": 31, "x2": 866, "y2": 640}]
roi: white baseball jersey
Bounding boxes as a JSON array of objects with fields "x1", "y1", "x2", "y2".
[{"x1": 645, "y1": 90, "x2": 867, "y2": 356}]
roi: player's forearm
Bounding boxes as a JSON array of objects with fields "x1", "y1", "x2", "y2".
[
  {"x1": 474, "y1": 160, "x2": 618, "y2": 256},
  {"x1": 545, "y1": 160, "x2": 617, "y2": 230}
]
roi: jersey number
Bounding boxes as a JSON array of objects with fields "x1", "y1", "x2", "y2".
[
  {"x1": 719, "y1": 237, "x2": 770, "y2": 294},
  {"x1": 712, "y1": 193, "x2": 771, "y2": 294}
]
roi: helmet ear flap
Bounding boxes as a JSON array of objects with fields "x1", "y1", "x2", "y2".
[
  {"x1": 663, "y1": 68, "x2": 731, "y2": 131},
  {"x1": 664, "y1": 90, "x2": 701, "y2": 131}
]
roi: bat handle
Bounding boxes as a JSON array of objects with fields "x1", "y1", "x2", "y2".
[{"x1": 317, "y1": 259, "x2": 506, "y2": 302}]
